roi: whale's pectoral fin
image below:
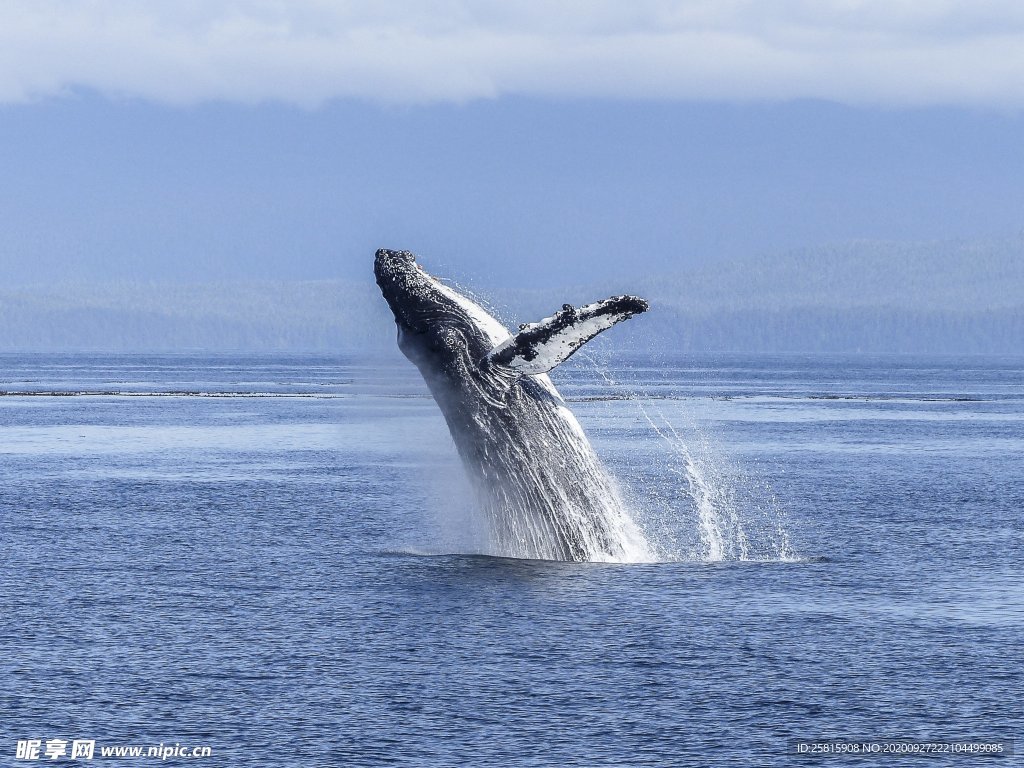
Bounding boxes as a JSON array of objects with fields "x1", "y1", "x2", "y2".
[{"x1": 486, "y1": 295, "x2": 649, "y2": 374}]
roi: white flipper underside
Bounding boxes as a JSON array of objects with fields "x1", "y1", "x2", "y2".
[{"x1": 486, "y1": 295, "x2": 648, "y2": 375}]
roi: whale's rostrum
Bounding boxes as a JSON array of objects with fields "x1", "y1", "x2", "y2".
[{"x1": 374, "y1": 248, "x2": 652, "y2": 562}]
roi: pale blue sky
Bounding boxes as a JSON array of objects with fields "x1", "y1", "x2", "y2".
[{"x1": 1, "y1": 1, "x2": 1022, "y2": 288}]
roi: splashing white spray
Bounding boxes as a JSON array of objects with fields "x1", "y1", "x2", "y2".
[
  {"x1": 407, "y1": 277, "x2": 792, "y2": 564},
  {"x1": 583, "y1": 355, "x2": 796, "y2": 563}
]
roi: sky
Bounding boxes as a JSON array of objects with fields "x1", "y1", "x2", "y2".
[{"x1": 1, "y1": 1, "x2": 1022, "y2": 288}]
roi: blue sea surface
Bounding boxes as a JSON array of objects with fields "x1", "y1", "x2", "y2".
[{"x1": 1, "y1": 352, "x2": 1022, "y2": 766}]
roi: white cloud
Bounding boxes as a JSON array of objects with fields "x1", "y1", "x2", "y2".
[{"x1": 0, "y1": 0, "x2": 1022, "y2": 106}]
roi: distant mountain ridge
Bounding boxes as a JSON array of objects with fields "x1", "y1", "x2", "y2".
[
  {"x1": 640, "y1": 237, "x2": 1024, "y2": 353},
  {"x1": 0, "y1": 280, "x2": 391, "y2": 352},
  {"x1": 641, "y1": 237, "x2": 1024, "y2": 312},
  {"x1": 2, "y1": 237, "x2": 1022, "y2": 354}
]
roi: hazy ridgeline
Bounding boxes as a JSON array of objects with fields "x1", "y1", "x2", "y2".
[{"x1": 3, "y1": 237, "x2": 1022, "y2": 354}]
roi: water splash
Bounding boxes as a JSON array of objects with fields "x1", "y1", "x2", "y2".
[
  {"x1": 582, "y1": 355, "x2": 796, "y2": 563},
  {"x1": 411, "y1": 276, "x2": 793, "y2": 564}
]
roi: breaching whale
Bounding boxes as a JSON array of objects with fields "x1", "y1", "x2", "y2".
[{"x1": 375, "y1": 248, "x2": 651, "y2": 562}]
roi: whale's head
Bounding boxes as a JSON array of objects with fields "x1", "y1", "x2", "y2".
[
  {"x1": 376, "y1": 247, "x2": 650, "y2": 393},
  {"x1": 374, "y1": 249, "x2": 507, "y2": 374}
]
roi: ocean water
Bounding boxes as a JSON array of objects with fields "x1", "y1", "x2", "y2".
[{"x1": 1, "y1": 352, "x2": 1021, "y2": 766}]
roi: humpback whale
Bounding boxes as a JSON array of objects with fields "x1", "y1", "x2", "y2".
[{"x1": 375, "y1": 249, "x2": 651, "y2": 562}]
